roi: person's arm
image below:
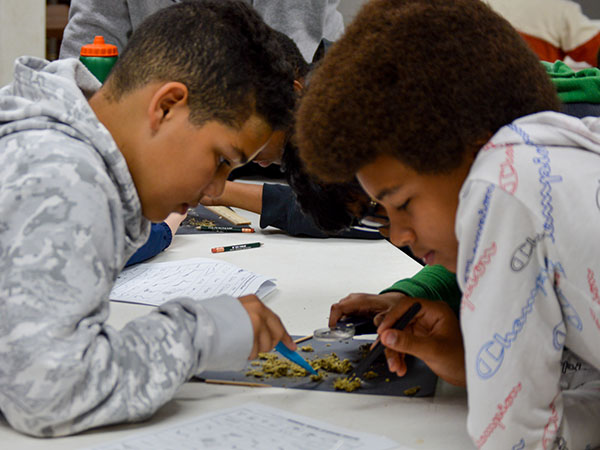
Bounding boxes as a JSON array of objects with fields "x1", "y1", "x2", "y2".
[
  {"x1": 251, "y1": 0, "x2": 344, "y2": 62},
  {"x1": 559, "y1": 1, "x2": 600, "y2": 67},
  {"x1": 260, "y1": 183, "x2": 329, "y2": 236},
  {"x1": 204, "y1": 182, "x2": 377, "y2": 238},
  {"x1": 125, "y1": 212, "x2": 187, "y2": 266},
  {"x1": 456, "y1": 180, "x2": 597, "y2": 449},
  {"x1": 125, "y1": 222, "x2": 171, "y2": 266},
  {"x1": 381, "y1": 265, "x2": 462, "y2": 314},
  {"x1": 59, "y1": 0, "x2": 133, "y2": 59},
  {"x1": 201, "y1": 180, "x2": 263, "y2": 214},
  {"x1": 328, "y1": 265, "x2": 461, "y2": 329},
  {"x1": 260, "y1": 183, "x2": 383, "y2": 238},
  {"x1": 0, "y1": 146, "x2": 291, "y2": 437}
]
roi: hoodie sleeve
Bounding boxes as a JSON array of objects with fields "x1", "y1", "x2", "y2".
[
  {"x1": 0, "y1": 133, "x2": 253, "y2": 437},
  {"x1": 456, "y1": 180, "x2": 600, "y2": 450},
  {"x1": 59, "y1": 0, "x2": 133, "y2": 59},
  {"x1": 125, "y1": 222, "x2": 172, "y2": 266}
]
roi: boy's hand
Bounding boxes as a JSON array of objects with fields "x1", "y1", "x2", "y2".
[
  {"x1": 328, "y1": 291, "x2": 408, "y2": 328},
  {"x1": 377, "y1": 299, "x2": 465, "y2": 387},
  {"x1": 238, "y1": 294, "x2": 295, "y2": 359},
  {"x1": 164, "y1": 211, "x2": 188, "y2": 235}
]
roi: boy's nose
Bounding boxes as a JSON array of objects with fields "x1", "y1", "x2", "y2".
[
  {"x1": 203, "y1": 169, "x2": 229, "y2": 199},
  {"x1": 389, "y1": 223, "x2": 415, "y2": 248}
]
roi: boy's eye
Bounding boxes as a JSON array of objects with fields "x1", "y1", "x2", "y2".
[{"x1": 396, "y1": 199, "x2": 410, "y2": 211}]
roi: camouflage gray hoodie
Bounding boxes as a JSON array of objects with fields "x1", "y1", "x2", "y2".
[{"x1": 0, "y1": 56, "x2": 253, "y2": 437}]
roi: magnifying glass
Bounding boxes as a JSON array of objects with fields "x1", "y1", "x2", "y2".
[
  {"x1": 313, "y1": 322, "x2": 356, "y2": 342},
  {"x1": 313, "y1": 316, "x2": 377, "y2": 342}
]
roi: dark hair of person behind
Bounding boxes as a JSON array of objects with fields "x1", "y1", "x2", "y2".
[
  {"x1": 271, "y1": 29, "x2": 310, "y2": 81},
  {"x1": 296, "y1": 0, "x2": 561, "y2": 182},
  {"x1": 282, "y1": 142, "x2": 365, "y2": 233},
  {"x1": 106, "y1": 0, "x2": 295, "y2": 130}
]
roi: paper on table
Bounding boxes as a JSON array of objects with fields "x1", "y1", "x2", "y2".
[
  {"x1": 88, "y1": 403, "x2": 405, "y2": 450},
  {"x1": 110, "y1": 258, "x2": 276, "y2": 306}
]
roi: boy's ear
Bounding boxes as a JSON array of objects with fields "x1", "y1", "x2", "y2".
[
  {"x1": 148, "y1": 82, "x2": 189, "y2": 132},
  {"x1": 293, "y1": 80, "x2": 303, "y2": 94}
]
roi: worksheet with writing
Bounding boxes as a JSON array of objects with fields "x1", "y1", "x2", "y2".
[
  {"x1": 110, "y1": 258, "x2": 276, "y2": 306},
  {"x1": 88, "y1": 403, "x2": 403, "y2": 450}
]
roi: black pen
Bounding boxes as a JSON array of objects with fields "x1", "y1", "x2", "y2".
[{"x1": 352, "y1": 302, "x2": 422, "y2": 378}]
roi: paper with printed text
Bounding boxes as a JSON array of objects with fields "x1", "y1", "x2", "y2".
[
  {"x1": 110, "y1": 258, "x2": 276, "y2": 306},
  {"x1": 88, "y1": 403, "x2": 402, "y2": 450}
]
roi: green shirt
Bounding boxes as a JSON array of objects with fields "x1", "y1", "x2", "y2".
[
  {"x1": 381, "y1": 265, "x2": 461, "y2": 315},
  {"x1": 544, "y1": 60, "x2": 600, "y2": 104}
]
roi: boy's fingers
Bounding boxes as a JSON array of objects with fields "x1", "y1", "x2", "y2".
[
  {"x1": 383, "y1": 347, "x2": 407, "y2": 376},
  {"x1": 381, "y1": 329, "x2": 429, "y2": 361},
  {"x1": 276, "y1": 324, "x2": 296, "y2": 351},
  {"x1": 329, "y1": 296, "x2": 370, "y2": 326}
]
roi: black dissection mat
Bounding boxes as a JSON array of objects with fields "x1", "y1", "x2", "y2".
[
  {"x1": 177, "y1": 205, "x2": 239, "y2": 235},
  {"x1": 199, "y1": 336, "x2": 437, "y2": 397}
]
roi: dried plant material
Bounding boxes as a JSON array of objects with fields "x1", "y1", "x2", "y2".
[
  {"x1": 246, "y1": 369, "x2": 265, "y2": 378},
  {"x1": 311, "y1": 352, "x2": 353, "y2": 374},
  {"x1": 300, "y1": 345, "x2": 314, "y2": 352},
  {"x1": 246, "y1": 352, "x2": 307, "y2": 378},
  {"x1": 403, "y1": 385, "x2": 421, "y2": 396},
  {"x1": 310, "y1": 373, "x2": 324, "y2": 382},
  {"x1": 362, "y1": 371, "x2": 378, "y2": 380},
  {"x1": 333, "y1": 376, "x2": 362, "y2": 392},
  {"x1": 186, "y1": 217, "x2": 217, "y2": 228}
]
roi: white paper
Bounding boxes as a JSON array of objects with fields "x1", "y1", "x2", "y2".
[
  {"x1": 110, "y1": 258, "x2": 276, "y2": 306},
  {"x1": 88, "y1": 403, "x2": 403, "y2": 450}
]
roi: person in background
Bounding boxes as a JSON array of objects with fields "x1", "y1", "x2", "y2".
[
  {"x1": 0, "y1": 1, "x2": 296, "y2": 436},
  {"x1": 60, "y1": 0, "x2": 343, "y2": 67},
  {"x1": 484, "y1": 0, "x2": 600, "y2": 67},
  {"x1": 296, "y1": 0, "x2": 600, "y2": 447}
]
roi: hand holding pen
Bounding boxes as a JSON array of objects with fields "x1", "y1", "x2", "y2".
[{"x1": 376, "y1": 298, "x2": 466, "y2": 387}]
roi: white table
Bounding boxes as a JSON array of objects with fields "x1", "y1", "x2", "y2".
[{"x1": 0, "y1": 209, "x2": 472, "y2": 449}]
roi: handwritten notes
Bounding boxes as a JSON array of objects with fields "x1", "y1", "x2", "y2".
[
  {"x1": 89, "y1": 403, "x2": 401, "y2": 450},
  {"x1": 110, "y1": 258, "x2": 276, "y2": 306}
]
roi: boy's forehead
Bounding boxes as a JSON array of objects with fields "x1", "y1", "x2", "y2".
[
  {"x1": 356, "y1": 155, "x2": 409, "y2": 199},
  {"x1": 231, "y1": 114, "x2": 274, "y2": 160}
]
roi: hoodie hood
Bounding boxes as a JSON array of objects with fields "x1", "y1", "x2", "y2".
[
  {"x1": 490, "y1": 111, "x2": 600, "y2": 157},
  {"x1": 0, "y1": 56, "x2": 149, "y2": 262}
]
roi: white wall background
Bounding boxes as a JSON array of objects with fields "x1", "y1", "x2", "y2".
[{"x1": 0, "y1": 0, "x2": 45, "y2": 87}]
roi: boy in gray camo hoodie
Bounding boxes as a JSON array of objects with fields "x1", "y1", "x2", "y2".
[{"x1": 0, "y1": 1, "x2": 296, "y2": 437}]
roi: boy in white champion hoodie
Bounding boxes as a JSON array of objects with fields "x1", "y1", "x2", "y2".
[{"x1": 296, "y1": 0, "x2": 600, "y2": 448}]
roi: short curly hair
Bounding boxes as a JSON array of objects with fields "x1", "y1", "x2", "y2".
[
  {"x1": 107, "y1": 1, "x2": 295, "y2": 130},
  {"x1": 296, "y1": 0, "x2": 560, "y2": 182}
]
